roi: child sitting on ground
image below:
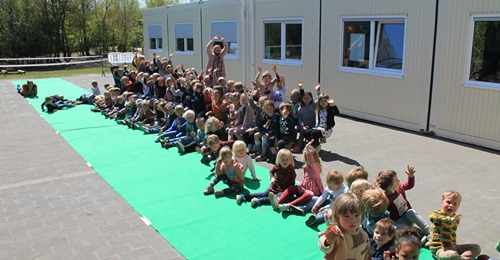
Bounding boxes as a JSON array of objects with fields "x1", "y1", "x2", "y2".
[
  {"x1": 345, "y1": 165, "x2": 369, "y2": 189},
  {"x1": 429, "y1": 190, "x2": 481, "y2": 260},
  {"x1": 200, "y1": 134, "x2": 223, "y2": 166},
  {"x1": 318, "y1": 193, "x2": 371, "y2": 260},
  {"x1": 203, "y1": 146, "x2": 244, "y2": 198},
  {"x1": 266, "y1": 101, "x2": 296, "y2": 163},
  {"x1": 227, "y1": 93, "x2": 255, "y2": 141},
  {"x1": 370, "y1": 218, "x2": 396, "y2": 260},
  {"x1": 306, "y1": 169, "x2": 349, "y2": 227},
  {"x1": 303, "y1": 87, "x2": 340, "y2": 149},
  {"x1": 350, "y1": 178, "x2": 371, "y2": 199},
  {"x1": 154, "y1": 104, "x2": 185, "y2": 142},
  {"x1": 232, "y1": 141, "x2": 259, "y2": 181},
  {"x1": 254, "y1": 99, "x2": 277, "y2": 162},
  {"x1": 176, "y1": 117, "x2": 205, "y2": 154},
  {"x1": 20, "y1": 80, "x2": 38, "y2": 98},
  {"x1": 91, "y1": 80, "x2": 101, "y2": 96},
  {"x1": 161, "y1": 110, "x2": 196, "y2": 149},
  {"x1": 361, "y1": 188, "x2": 390, "y2": 237},
  {"x1": 376, "y1": 165, "x2": 430, "y2": 236},
  {"x1": 236, "y1": 149, "x2": 296, "y2": 207},
  {"x1": 267, "y1": 139, "x2": 320, "y2": 215},
  {"x1": 384, "y1": 227, "x2": 421, "y2": 260}
]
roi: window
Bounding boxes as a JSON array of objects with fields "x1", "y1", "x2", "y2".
[
  {"x1": 466, "y1": 16, "x2": 500, "y2": 89},
  {"x1": 148, "y1": 25, "x2": 163, "y2": 50},
  {"x1": 175, "y1": 23, "x2": 194, "y2": 53},
  {"x1": 342, "y1": 18, "x2": 405, "y2": 77},
  {"x1": 264, "y1": 20, "x2": 302, "y2": 64},
  {"x1": 211, "y1": 21, "x2": 238, "y2": 58}
]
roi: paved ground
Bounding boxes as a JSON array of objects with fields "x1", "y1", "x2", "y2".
[{"x1": 1, "y1": 74, "x2": 499, "y2": 259}]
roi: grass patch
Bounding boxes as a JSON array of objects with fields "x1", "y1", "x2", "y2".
[{"x1": 1, "y1": 66, "x2": 107, "y2": 80}]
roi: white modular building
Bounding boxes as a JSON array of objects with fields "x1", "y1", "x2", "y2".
[{"x1": 143, "y1": 0, "x2": 500, "y2": 151}]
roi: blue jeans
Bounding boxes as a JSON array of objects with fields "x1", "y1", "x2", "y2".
[
  {"x1": 295, "y1": 196, "x2": 331, "y2": 224},
  {"x1": 243, "y1": 189, "x2": 282, "y2": 205}
]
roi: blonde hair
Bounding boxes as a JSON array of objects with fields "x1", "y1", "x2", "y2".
[
  {"x1": 290, "y1": 88, "x2": 300, "y2": 98},
  {"x1": 303, "y1": 144, "x2": 322, "y2": 173},
  {"x1": 345, "y1": 166, "x2": 369, "y2": 188},
  {"x1": 442, "y1": 190, "x2": 462, "y2": 203},
  {"x1": 183, "y1": 110, "x2": 195, "y2": 120},
  {"x1": 350, "y1": 179, "x2": 371, "y2": 193},
  {"x1": 234, "y1": 81, "x2": 244, "y2": 91},
  {"x1": 205, "y1": 116, "x2": 221, "y2": 133},
  {"x1": 195, "y1": 117, "x2": 206, "y2": 125},
  {"x1": 326, "y1": 170, "x2": 344, "y2": 185},
  {"x1": 232, "y1": 140, "x2": 247, "y2": 154},
  {"x1": 362, "y1": 188, "x2": 389, "y2": 217},
  {"x1": 239, "y1": 93, "x2": 249, "y2": 104},
  {"x1": 276, "y1": 148, "x2": 294, "y2": 167},
  {"x1": 332, "y1": 193, "x2": 364, "y2": 224}
]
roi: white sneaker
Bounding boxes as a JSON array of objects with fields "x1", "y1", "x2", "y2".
[
  {"x1": 236, "y1": 194, "x2": 244, "y2": 205},
  {"x1": 268, "y1": 192, "x2": 279, "y2": 210},
  {"x1": 251, "y1": 198, "x2": 259, "y2": 207},
  {"x1": 278, "y1": 203, "x2": 290, "y2": 212}
]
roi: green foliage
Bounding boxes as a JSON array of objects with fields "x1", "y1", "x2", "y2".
[
  {"x1": 145, "y1": 0, "x2": 180, "y2": 9},
  {"x1": 0, "y1": 0, "x2": 172, "y2": 58}
]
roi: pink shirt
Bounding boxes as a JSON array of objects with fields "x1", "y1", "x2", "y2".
[{"x1": 299, "y1": 152, "x2": 324, "y2": 196}]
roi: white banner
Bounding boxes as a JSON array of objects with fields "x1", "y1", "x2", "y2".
[{"x1": 108, "y1": 52, "x2": 135, "y2": 64}]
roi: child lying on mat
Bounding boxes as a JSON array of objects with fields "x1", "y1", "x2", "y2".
[{"x1": 41, "y1": 95, "x2": 75, "y2": 113}]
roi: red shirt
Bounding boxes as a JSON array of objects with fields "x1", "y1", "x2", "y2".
[{"x1": 269, "y1": 165, "x2": 296, "y2": 193}]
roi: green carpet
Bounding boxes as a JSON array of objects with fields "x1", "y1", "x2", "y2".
[{"x1": 12, "y1": 78, "x2": 434, "y2": 260}]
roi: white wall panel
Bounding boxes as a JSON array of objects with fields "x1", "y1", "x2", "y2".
[
  {"x1": 253, "y1": 0, "x2": 321, "y2": 97},
  {"x1": 321, "y1": 0, "x2": 436, "y2": 130},
  {"x1": 430, "y1": 0, "x2": 500, "y2": 149},
  {"x1": 166, "y1": 3, "x2": 203, "y2": 70}
]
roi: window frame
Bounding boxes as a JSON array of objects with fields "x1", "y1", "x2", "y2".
[
  {"x1": 175, "y1": 23, "x2": 195, "y2": 55},
  {"x1": 465, "y1": 14, "x2": 500, "y2": 90},
  {"x1": 210, "y1": 20, "x2": 238, "y2": 60},
  {"x1": 148, "y1": 24, "x2": 163, "y2": 51},
  {"x1": 340, "y1": 16, "x2": 406, "y2": 78},
  {"x1": 262, "y1": 18, "x2": 303, "y2": 67}
]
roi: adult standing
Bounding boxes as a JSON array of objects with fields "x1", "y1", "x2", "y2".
[{"x1": 205, "y1": 35, "x2": 228, "y2": 86}]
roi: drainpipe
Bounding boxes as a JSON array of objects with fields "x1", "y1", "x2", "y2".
[
  {"x1": 318, "y1": 0, "x2": 322, "y2": 83},
  {"x1": 241, "y1": 0, "x2": 246, "y2": 83},
  {"x1": 199, "y1": 0, "x2": 204, "y2": 71},
  {"x1": 249, "y1": 0, "x2": 255, "y2": 85},
  {"x1": 166, "y1": 6, "x2": 170, "y2": 56},
  {"x1": 422, "y1": 0, "x2": 439, "y2": 136}
]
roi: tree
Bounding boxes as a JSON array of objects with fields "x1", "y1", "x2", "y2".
[
  {"x1": 145, "y1": 0, "x2": 179, "y2": 9},
  {"x1": 0, "y1": 0, "x2": 163, "y2": 58}
]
